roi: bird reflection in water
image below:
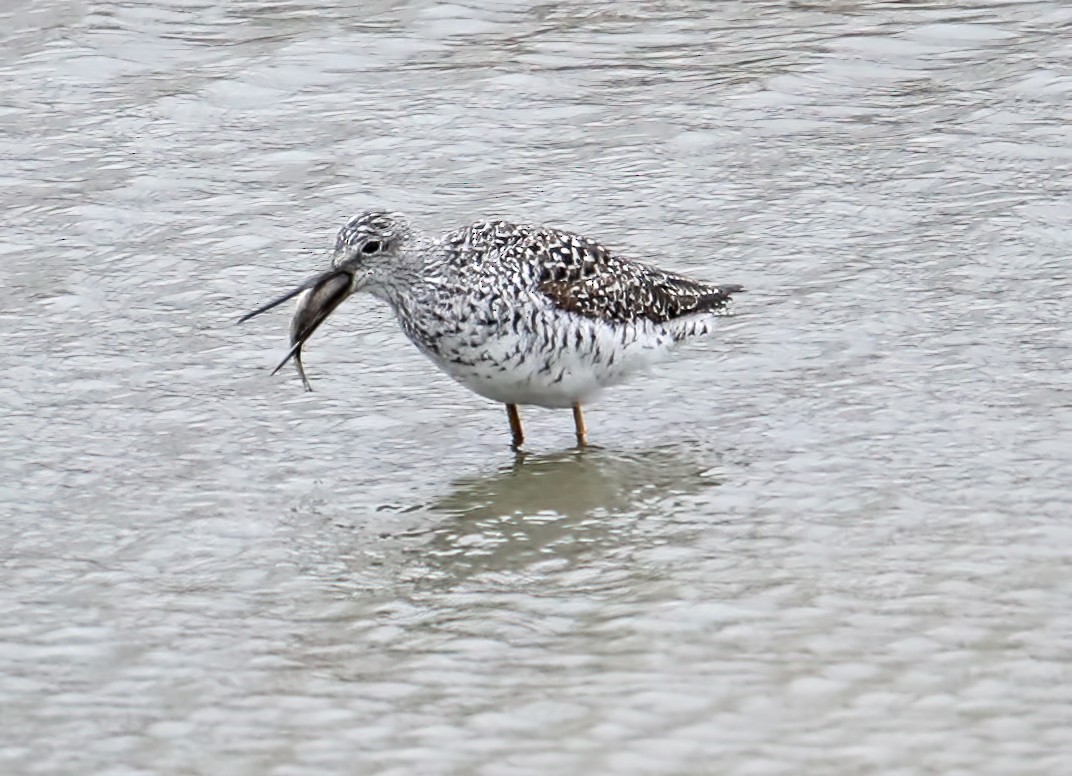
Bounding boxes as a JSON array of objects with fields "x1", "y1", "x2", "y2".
[{"x1": 400, "y1": 444, "x2": 725, "y2": 583}]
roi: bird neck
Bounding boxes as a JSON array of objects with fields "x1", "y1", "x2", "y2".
[{"x1": 364, "y1": 236, "x2": 436, "y2": 308}]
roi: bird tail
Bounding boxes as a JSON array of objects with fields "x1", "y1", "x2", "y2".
[
  {"x1": 698, "y1": 283, "x2": 744, "y2": 311},
  {"x1": 668, "y1": 283, "x2": 744, "y2": 341}
]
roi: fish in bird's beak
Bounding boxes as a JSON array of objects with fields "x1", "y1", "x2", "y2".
[{"x1": 239, "y1": 267, "x2": 356, "y2": 392}]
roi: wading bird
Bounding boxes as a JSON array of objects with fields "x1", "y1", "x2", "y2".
[{"x1": 241, "y1": 211, "x2": 743, "y2": 449}]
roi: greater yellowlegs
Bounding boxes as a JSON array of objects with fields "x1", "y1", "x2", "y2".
[{"x1": 241, "y1": 212, "x2": 743, "y2": 449}]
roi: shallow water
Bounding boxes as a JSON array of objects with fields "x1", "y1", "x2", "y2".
[{"x1": 2, "y1": 1, "x2": 1071, "y2": 773}]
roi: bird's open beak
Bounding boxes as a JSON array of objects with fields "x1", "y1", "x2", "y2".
[{"x1": 239, "y1": 267, "x2": 356, "y2": 375}]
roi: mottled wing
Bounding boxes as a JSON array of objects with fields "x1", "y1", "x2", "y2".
[{"x1": 530, "y1": 228, "x2": 742, "y2": 324}]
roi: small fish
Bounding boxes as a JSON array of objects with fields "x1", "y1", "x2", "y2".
[
  {"x1": 240, "y1": 268, "x2": 356, "y2": 392},
  {"x1": 286, "y1": 289, "x2": 315, "y2": 392}
]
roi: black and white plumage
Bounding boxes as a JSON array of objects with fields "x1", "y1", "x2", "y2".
[{"x1": 241, "y1": 211, "x2": 743, "y2": 448}]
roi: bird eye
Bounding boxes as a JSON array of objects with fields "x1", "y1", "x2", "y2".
[{"x1": 361, "y1": 240, "x2": 382, "y2": 255}]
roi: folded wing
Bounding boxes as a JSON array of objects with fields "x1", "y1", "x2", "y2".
[{"x1": 530, "y1": 230, "x2": 742, "y2": 324}]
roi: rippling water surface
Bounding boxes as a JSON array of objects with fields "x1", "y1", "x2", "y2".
[{"x1": 2, "y1": 1, "x2": 1071, "y2": 773}]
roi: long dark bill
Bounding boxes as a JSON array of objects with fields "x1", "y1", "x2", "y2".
[
  {"x1": 269, "y1": 269, "x2": 355, "y2": 376},
  {"x1": 238, "y1": 276, "x2": 323, "y2": 325}
]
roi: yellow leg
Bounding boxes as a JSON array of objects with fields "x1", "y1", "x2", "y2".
[
  {"x1": 506, "y1": 404, "x2": 524, "y2": 449},
  {"x1": 572, "y1": 403, "x2": 588, "y2": 447}
]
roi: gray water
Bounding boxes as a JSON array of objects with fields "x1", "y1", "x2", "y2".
[{"x1": 3, "y1": 1, "x2": 1071, "y2": 774}]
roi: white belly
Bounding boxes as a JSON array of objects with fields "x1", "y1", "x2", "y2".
[{"x1": 418, "y1": 314, "x2": 676, "y2": 409}]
